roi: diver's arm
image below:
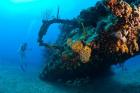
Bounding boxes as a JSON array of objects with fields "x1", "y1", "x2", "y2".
[{"x1": 17, "y1": 45, "x2": 22, "y2": 54}]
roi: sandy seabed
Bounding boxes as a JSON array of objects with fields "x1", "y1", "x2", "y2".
[{"x1": 0, "y1": 59, "x2": 140, "y2": 93}]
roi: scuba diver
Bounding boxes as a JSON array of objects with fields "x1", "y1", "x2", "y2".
[{"x1": 18, "y1": 42, "x2": 28, "y2": 72}]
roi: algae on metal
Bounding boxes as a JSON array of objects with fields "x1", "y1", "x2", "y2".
[{"x1": 38, "y1": 0, "x2": 140, "y2": 81}]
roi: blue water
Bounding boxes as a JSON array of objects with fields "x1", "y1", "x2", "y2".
[
  {"x1": 0, "y1": 0, "x2": 140, "y2": 93},
  {"x1": 0, "y1": 0, "x2": 98, "y2": 65}
]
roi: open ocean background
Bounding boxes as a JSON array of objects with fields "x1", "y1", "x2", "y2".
[{"x1": 0, "y1": 0, "x2": 140, "y2": 93}]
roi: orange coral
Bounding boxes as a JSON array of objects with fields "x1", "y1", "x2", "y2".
[
  {"x1": 129, "y1": 39, "x2": 139, "y2": 55},
  {"x1": 127, "y1": 30, "x2": 139, "y2": 54},
  {"x1": 121, "y1": 43, "x2": 129, "y2": 53},
  {"x1": 79, "y1": 46, "x2": 92, "y2": 63},
  {"x1": 106, "y1": 0, "x2": 140, "y2": 55},
  {"x1": 116, "y1": 40, "x2": 121, "y2": 52},
  {"x1": 115, "y1": 40, "x2": 128, "y2": 53},
  {"x1": 124, "y1": 2, "x2": 132, "y2": 18},
  {"x1": 70, "y1": 40, "x2": 92, "y2": 63},
  {"x1": 71, "y1": 41, "x2": 84, "y2": 53},
  {"x1": 107, "y1": 0, "x2": 132, "y2": 18},
  {"x1": 106, "y1": 0, "x2": 117, "y2": 8},
  {"x1": 133, "y1": 39, "x2": 139, "y2": 52}
]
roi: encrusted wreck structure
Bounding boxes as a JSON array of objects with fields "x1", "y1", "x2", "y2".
[{"x1": 38, "y1": 0, "x2": 140, "y2": 81}]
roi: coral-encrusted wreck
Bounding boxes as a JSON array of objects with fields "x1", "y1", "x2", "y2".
[{"x1": 38, "y1": 0, "x2": 140, "y2": 81}]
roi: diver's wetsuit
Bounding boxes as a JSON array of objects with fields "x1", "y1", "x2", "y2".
[{"x1": 19, "y1": 43, "x2": 28, "y2": 72}]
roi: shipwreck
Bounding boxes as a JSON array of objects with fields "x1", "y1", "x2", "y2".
[{"x1": 37, "y1": 0, "x2": 140, "y2": 81}]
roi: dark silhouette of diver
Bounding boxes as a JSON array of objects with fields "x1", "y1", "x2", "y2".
[{"x1": 19, "y1": 42, "x2": 28, "y2": 72}]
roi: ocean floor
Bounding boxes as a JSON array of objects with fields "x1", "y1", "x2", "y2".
[{"x1": 0, "y1": 57, "x2": 140, "y2": 93}]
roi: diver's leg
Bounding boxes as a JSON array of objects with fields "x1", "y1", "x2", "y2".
[
  {"x1": 20, "y1": 55, "x2": 26, "y2": 72},
  {"x1": 20, "y1": 64, "x2": 26, "y2": 72}
]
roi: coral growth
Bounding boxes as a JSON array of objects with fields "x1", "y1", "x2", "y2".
[
  {"x1": 79, "y1": 46, "x2": 92, "y2": 63},
  {"x1": 105, "y1": 0, "x2": 140, "y2": 55},
  {"x1": 71, "y1": 41, "x2": 84, "y2": 53},
  {"x1": 70, "y1": 40, "x2": 92, "y2": 63},
  {"x1": 38, "y1": 0, "x2": 140, "y2": 81},
  {"x1": 106, "y1": 0, "x2": 132, "y2": 18},
  {"x1": 115, "y1": 40, "x2": 129, "y2": 53}
]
